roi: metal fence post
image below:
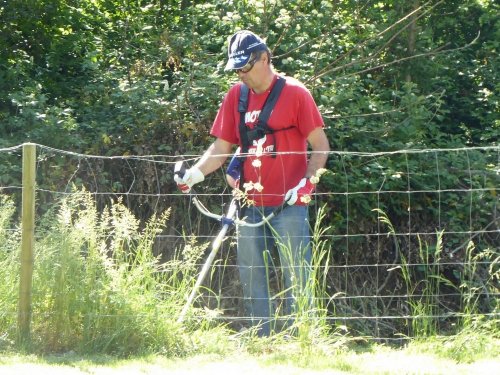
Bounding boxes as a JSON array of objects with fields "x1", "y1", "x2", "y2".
[{"x1": 18, "y1": 142, "x2": 36, "y2": 345}]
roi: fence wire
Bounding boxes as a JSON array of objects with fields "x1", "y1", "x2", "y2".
[{"x1": 0, "y1": 143, "x2": 498, "y2": 341}]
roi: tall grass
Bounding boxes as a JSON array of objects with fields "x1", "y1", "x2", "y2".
[
  {"x1": 264, "y1": 206, "x2": 345, "y2": 348},
  {"x1": 0, "y1": 195, "x2": 19, "y2": 350},
  {"x1": 2, "y1": 192, "x2": 497, "y2": 359},
  {"x1": 374, "y1": 208, "x2": 499, "y2": 340},
  {"x1": 455, "y1": 240, "x2": 499, "y2": 338},
  {"x1": 399, "y1": 232, "x2": 444, "y2": 337},
  {"x1": 0, "y1": 190, "x2": 232, "y2": 356}
]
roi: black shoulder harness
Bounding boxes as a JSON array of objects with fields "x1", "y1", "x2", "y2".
[{"x1": 238, "y1": 76, "x2": 291, "y2": 157}]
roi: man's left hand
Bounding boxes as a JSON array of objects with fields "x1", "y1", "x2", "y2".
[{"x1": 284, "y1": 178, "x2": 315, "y2": 205}]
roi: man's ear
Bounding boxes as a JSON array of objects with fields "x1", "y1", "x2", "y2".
[{"x1": 262, "y1": 51, "x2": 270, "y2": 65}]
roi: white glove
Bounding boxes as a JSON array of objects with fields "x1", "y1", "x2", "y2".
[
  {"x1": 174, "y1": 167, "x2": 204, "y2": 193},
  {"x1": 284, "y1": 178, "x2": 315, "y2": 205}
]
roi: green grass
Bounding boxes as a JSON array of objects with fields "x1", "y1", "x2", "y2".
[
  {"x1": 407, "y1": 317, "x2": 500, "y2": 364},
  {"x1": 1, "y1": 334, "x2": 499, "y2": 374},
  {"x1": 0, "y1": 190, "x2": 223, "y2": 356},
  {"x1": 1, "y1": 192, "x2": 499, "y2": 372},
  {"x1": 374, "y1": 208, "x2": 499, "y2": 339}
]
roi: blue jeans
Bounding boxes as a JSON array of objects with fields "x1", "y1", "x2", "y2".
[{"x1": 236, "y1": 205, "x2": 312, "y2": 336}]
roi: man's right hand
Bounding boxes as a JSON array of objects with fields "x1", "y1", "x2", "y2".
[
  {"x1": 174, "y1": 166, "x2": 204, "y2": 194},
  {"x1": 225, "y1": 148, "x2": 241, "y2": 189}
]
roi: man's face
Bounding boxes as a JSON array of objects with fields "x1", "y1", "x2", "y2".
[{"x1": 236, "y1": 52, "x2": 266, "y2": 89}]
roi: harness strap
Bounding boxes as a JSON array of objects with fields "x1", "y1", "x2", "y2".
[
  {"x1": 238, "y1": 76, "x2": 287, "y2": 156},
  {"x1": 238, "y1": 84, "x2": 250, "y2": 113},
  {"x1": 258, "y1": 76, "x2": 286, "y2": 126}
]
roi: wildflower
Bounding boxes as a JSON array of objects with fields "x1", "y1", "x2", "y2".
[
  {"x1": 310, "y1": 175, "x2": 320, "y2": 184},
  {"x1": 253, "y1": 136, "x2": 266, "y2": 157},
  {"x1": 300, "y1": 195, "x2": 312, "y2": 204},
  {"x1": 233, "y1": 187, "x2": 255, "y2": 207},
  {"x1": 316, "y1": 168, "x2": 328, "y2": 177},
  {"x1": 243, "y1": 181, "x2": 254, "y2": 191},
  {"x1": 252, "y1": 159, "x2": 262, "y2": 168},
  {"x1": 309, "y1": 168, "x2": 328, "y2": 184}
]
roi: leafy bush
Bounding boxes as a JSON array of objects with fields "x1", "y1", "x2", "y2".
[{"x1": 0, "y1": 0, "x2": 498, "y2": 348}]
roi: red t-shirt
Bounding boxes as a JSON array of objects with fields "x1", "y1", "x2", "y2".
[{"x1": 211, "y1": 75, "x2": 324, "y2": 206}]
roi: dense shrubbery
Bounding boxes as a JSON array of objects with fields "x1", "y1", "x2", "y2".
[
  {"x1": 0, "y1": 0, "x2": 498, "y2": 347},
  {"x1": 1, "y1": 0, "x2": 497, "y2": 208}
]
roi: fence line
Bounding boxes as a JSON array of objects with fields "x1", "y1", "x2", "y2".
[{"x1": 0, "y1": 142, "x2": 498, "y2": 342}]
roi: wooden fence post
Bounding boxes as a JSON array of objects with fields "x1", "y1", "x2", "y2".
[{"x1": 18, "y1": 142, "x2": 36, "y2": 345}]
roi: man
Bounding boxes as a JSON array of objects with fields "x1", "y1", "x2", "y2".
[{"x1": 175, "y1": 30, "x2": 329, "y2": 336}]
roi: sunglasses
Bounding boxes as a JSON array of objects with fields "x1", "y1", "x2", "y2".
[{"x1": 235, "y1": 53, "x2": 261, "y2": 74}]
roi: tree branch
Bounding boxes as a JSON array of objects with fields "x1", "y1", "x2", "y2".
[{"x1": 307, "y1": 30, "x2": 480, "y2": 84}]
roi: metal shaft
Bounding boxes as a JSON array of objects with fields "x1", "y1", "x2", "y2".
[{"x1": 177, "y1": 201, "x2": 237, "y2": 323}]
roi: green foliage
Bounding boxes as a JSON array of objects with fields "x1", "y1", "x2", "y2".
[
  {"x1": 0, "y1": 0, "x2": 498, "y2": 350},
  {"x1": 409, "y1": 316, "x2": 500, "y2": 364},
  {"x1": 1, "y1": 0, "x2": 497, "y2": 221},
  {"x1": 374, "y1": 208, "x2": 499, "y2": 340},
  {"x1": 1, "y1": 0, "x2": 497, "y2": 152},
  {"x1": 0, "y1": 195, "x2": 19, "y2": 350},
  {"x1": 0, "y1": 190, "x2": 235, "y2": 355}
]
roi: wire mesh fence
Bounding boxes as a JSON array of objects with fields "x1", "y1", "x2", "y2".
[{"x1": 0, "y1": 143, "x2": 498, "y2": 343}]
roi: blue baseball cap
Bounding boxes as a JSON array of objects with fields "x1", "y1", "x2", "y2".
[{"x1": 224, "y1": 30, "x2": 268, "y2": 71}]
